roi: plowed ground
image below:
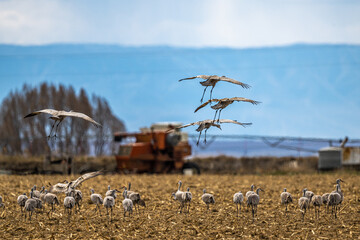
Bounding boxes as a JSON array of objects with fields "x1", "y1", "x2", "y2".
[{"x1": 0, "y1": 173, "x2": 359, "y2": 239}]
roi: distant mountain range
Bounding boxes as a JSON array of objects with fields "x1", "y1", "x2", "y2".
[{"x1": 1, "y1": 43, "x2": 360, "y2": 141}]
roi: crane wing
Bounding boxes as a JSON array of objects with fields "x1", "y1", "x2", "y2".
[
  {"x1": 219, "y1": 77, "x2": 251, "y2": 89},
  {"x1": 231, "y1": 97, "x2": 261, "y2": 105},
  {"x1": 49, "y1": 182, "x2": 70, "y2": 194},
  {"x1": 179, "y1": 76, "x2": 197, "y2": 81},
  {"x1": 59, "y1": 111, "x2": 102, "y2": 127},
  {"x1": 194, "y1": 99, "x2": 220, "y2": 112},
  {"x1": 24, "y1": 109, "x2": 59, "y2": 118},
  {"x1": 179, "y1": 75, "x2": 210, "y2": 82},
  {"x1": 69, "y1": 170, "x2": 104, "y2": 189},
  {"x1": 176, "y1": 122, "x2": 200, "y2": 129},
  {"x1": 218, "y1": 119, "x2": 252, "y2": 127}
]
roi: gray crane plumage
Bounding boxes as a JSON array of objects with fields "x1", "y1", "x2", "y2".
[
  {"x1": 17, "y1": 193, "x2": 28, "y2": 214},
  {"x1": 24, "y1": 109, "x2": 102, "y2": 138},
  {"x1": 311, "y1": 195, "x2": 322, "y2": 219},
  {"x1": 247, "y1": 188, "x2": 264, "y2": 221},
  {"x1": 103, "y1": 193, "x2": 115, "y2": 221},
  {"x1": 179, "y1": 75, "x2": 250, "y2": 102},
  {"x1": 201, "y1": 189, "x2": 215, "y2": 211},
  {"x1": 63, "y1": 190, "x2": 76, "y2": 222},
  {"x1": 49, "y1": 170, "x2": 103, "y2": 194},
  {"x1": 233, "y1": 191, "x2": 244, "y2": 217},
  {"x1": 328, "y1": 184, "x2": 342, "y2": 219},
  {"x1": 90, "y1": 189, "x2": 103, "y2": 216},
  {"x1": 174, "y1": 119, "x2": 251, "y2": 145},
  {"x1": 298, "y1": 189, "x2": 310, "y2": 221},
  {"x1": 173, "y1": 181, "x2": 186, "y2": 213},
  {"x1": 122, "y1": 190, "x2": 133, "y2": 217},
  {"x1": 43, "y1": 190, "x2": 59, "y2": 218},
  {"x1": 195, "y1": 97, "x2": 261, "y2": 122},
  {"x1": 280, "y1": 188, "x2": 293, "y2": 212}
]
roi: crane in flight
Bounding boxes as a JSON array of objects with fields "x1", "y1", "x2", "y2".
[
  {"x1": 173, "y1": 119, "x2": 251, "y2": 145},
  {"x1": 194, "y1": 97, "x2": 260, "y2": 122},
  {"x1": 24, "y1": 109, "x2": 102, "y2": 139},
  {"x1": 48, "y1": 170, "x2": 103, "y2": 194},
  {"x1": 179, "y1": 75, "x2": 250, "y2": 103}
]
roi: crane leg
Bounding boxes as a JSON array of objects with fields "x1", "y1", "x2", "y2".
[
  {"x1": 209, "y1": 86, "x2": 215, "y2": 101},
  {"x1": 213, "y1": 110, "x2": 218, "y2": 122},
  {"x1": 217, "y1": 109, "x2": 222, "y2": 122},
  {"x1": 200, "y1": 86, "x2": 208, "y2": 103},
  {"x1": 204, "y1": 129, "x2": 208, "y2": 144},
  {"x1": 54, "y1": 121, "x2": 62, "y2": 139},
  {"x1": 48, "y1": 120, "x2": 57, "y2": 139},
  {"x1": 197, "y1": 131, "x2": 202, "y2": 146}
]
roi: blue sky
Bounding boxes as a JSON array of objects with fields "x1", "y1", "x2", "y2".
[
  {"x1": 0, "y1": 1, "x2": 360, "y2": 140},
  {"x1": 0, "y1": 0, "x2": 360, "y2": 47}
]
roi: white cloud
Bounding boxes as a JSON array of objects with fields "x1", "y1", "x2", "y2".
[{"x1": 0, "y1": 0, "x2": 360, "y2": 47}]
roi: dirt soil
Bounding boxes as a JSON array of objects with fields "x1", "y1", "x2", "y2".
[{"x1": 0, "y1": 172, "x2": 359, "y2": 239}]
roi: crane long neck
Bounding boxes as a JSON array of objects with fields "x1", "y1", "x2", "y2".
[
  {"x1": 178, "y1": 182, "x2": 182, "y2": 191},
  {"x1": 256, "y1": 188, "x2": 261, "y2": 195}
]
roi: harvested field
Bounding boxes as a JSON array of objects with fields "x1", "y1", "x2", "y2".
[{"x1": 0, "y1": 172, "x2": 359, "y2": 239}]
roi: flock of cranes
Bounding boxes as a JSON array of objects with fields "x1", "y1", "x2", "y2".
[
  {"x1": 0, "y1": 175, "x2": 346, "y2": 224},
  {"x1": 9, "y1": 172, "x2": 146, "y2": 223},
  {"x1": 171, "y1": 178, "x2": 345, "y2": 222},
  {"x1": 176, "y1": 75, "x2": 260, "y2": 145}
]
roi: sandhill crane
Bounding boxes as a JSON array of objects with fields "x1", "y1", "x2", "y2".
[
  {"x1": 233, "y1": 191, "x2": 244, "y2": 217},
  {"x1": 106, "y1": 185, "x2": 117, "y2": 199},
  {"x1": 49, "y1": 170, "x2": 103, "y2": 194},
  {"x1": 201, "y1": 189, "x2": 215, "y2": 211},
  {"x1": 304, "y1": 188, "x2": 314, "y2": 200},
  {"x1": 280, "y1": 188, "x2": 293, "y2": 213},
  {"x1": 184, "y1": 187, "x2": 192, "y2": 213},
  {"x1": 43, "y1": 190, "x2": 59, "y2": 219},
  {"x1": 322, "y1": 193, "x2": 330, "y2": 213},
  {"x1": 311, "y1": 195, "x2": 322, "y2": 219},
  {"x1": 40, "y1": 187, "x2": 47, "y2": 203},
  {"x1": 298, "y1": 189, "x2": 310, "y2": 221},
  {"x1": 122, "y1": 190, "x2": 133, "y2": 217},
  {"x1": 247, "y1": 188, "x2": 264, "y2": 221},
  {"x1": 24, "y1": 191, "x2": 37, "y2": 221},
  {"x1": 90, "y1": 189, "x2": 103, "y2": 216},
  {"x1": 17, "y1": 193, "x2": 28, "y2": 214},
  {"x1": 24, "y1": 109, "x2": 102, "y2": 138},
  {"x1": 246, "y1": 184, "x2": 256, "y2": 210},
  {"x1": 124, "y1": 183, "x2": 142, "y2": 213},
  {"x1": 332, "y1": 179, "x2": 344, "y2": 212},
  {"x1": 73, "y1": 189, "x2": 82, "y2": 213},
  {"x1": 103, "y1": 194, "x2": 115, "y2": 222},
  {"x1": 195, "y1": 97, "x2": 260, "y2": 122},
  {"x1": 328, "y1": 185, "x2": 342, "y2": 219},
  {"x1": 179, "y1": 75, "x2": 250, "y2": 102},
  {"x1": 63, "y1": 189, "x2": 76, "y2": 222},
  {"x1": 33, "y1": 185, "x2": 41, "y2": 198},
  {"x1": 172, "y1": 181, "x2": 186, "y2": 213},
  {"x1": 173, "y1": 119, "x2": 251, "y2": 145}
]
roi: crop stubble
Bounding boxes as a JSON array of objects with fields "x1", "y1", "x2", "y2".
[{"x1": 0, "y1": 173, "x2": 359, "y2": 239}]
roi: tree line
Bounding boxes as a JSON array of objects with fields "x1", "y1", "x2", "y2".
[{"x1": 0, "y1": 82, "x2": 125, "y2": 156}]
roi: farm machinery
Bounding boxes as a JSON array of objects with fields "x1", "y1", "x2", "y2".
[{"x1": 114, "y1": 122, "x2": 200, "y2": 174}]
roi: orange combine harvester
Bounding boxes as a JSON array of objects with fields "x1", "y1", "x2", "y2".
[{"x1": 114, "y1": 122, "x2": 200, "y2": 174}]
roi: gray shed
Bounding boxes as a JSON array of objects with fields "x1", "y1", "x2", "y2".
[{"x1": 318, "y1": 147, "x2": 342, "y2": 170}]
